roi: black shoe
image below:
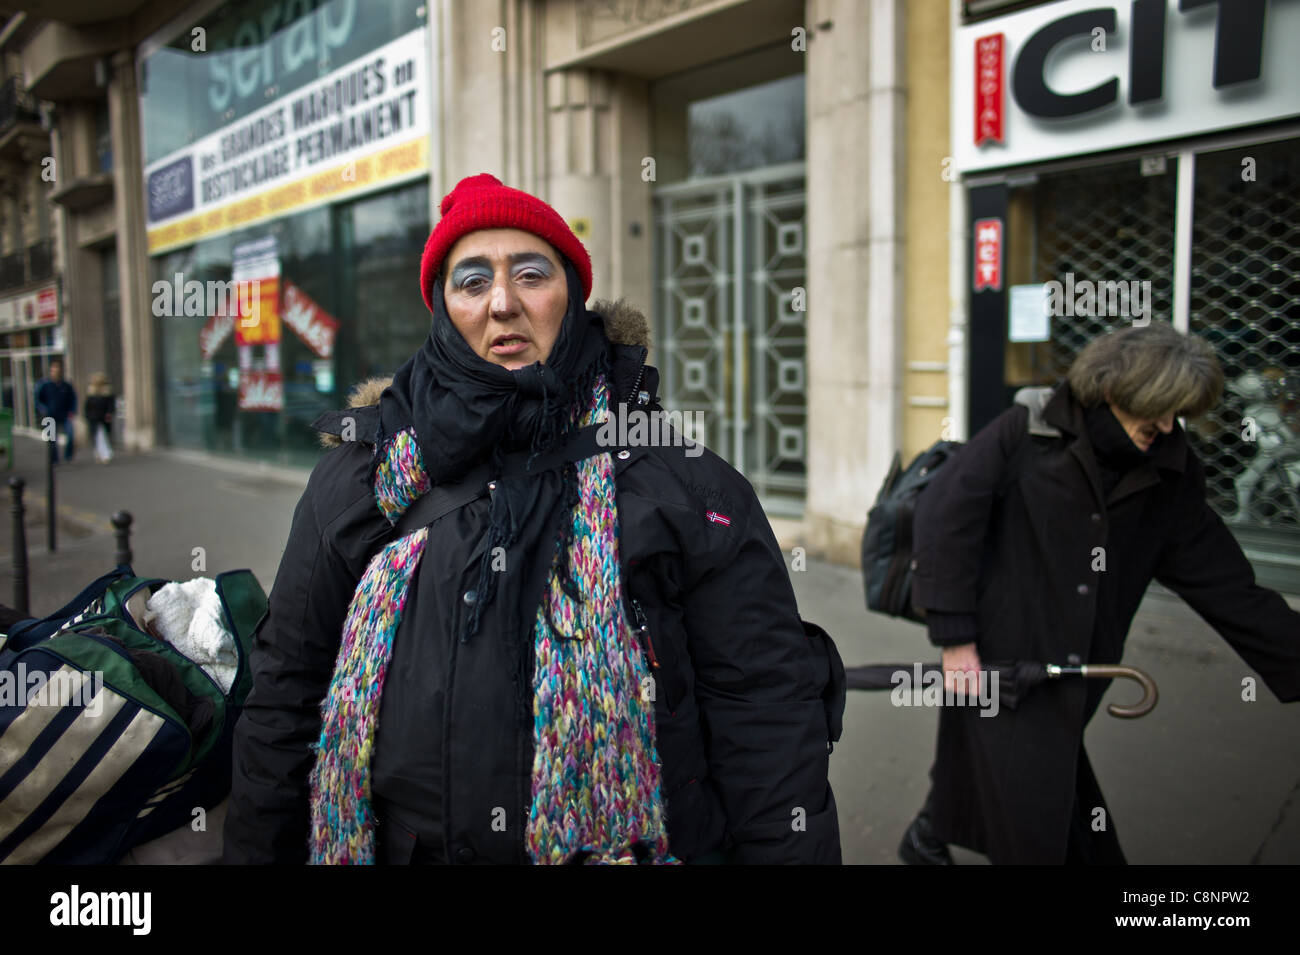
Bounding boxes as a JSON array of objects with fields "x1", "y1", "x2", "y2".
[{"x1": 898, "y1": 812, "x2": 953, "y2": 865}]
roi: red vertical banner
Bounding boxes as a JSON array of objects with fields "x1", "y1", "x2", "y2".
[
  {"x1": 975, "y1": 33, "x2": 1005, "y2": 147},
  {"x1": 280, "y1": 281, "x2": 340, "y2": 359},
  {"x1": 973, "y1": 217, "x2": 1003, "y2": 292},
  {"x1": 37, "y1": 287, "x2": 58, "y2": 324},
  {"x1": 199, "y1": 312, "x2": 235, "y2": 360}
]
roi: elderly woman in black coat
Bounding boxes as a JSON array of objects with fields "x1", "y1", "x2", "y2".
[
  {"x1": 901, "y1": 322, "x2": 1300, "y2": 865},
  {"x1": 224, "y1": 174, "x2": 842, "y2": 865}
]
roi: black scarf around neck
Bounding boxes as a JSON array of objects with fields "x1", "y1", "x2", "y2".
[
  {"x1": 1084, "y1": 402, "x2": 1159, "y2": 500},
  {"x1": 374, "y1": 259, "x2": 610, "y2": 646}
]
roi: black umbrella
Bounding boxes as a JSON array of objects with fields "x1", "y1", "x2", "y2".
[{"x1": 844, "y1": 661, "x2": 1158, "y2": 718}]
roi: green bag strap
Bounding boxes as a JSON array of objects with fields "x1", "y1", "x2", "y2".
[
  {"x1": 101, "y1": 576, "x2": 170, "y2": 623},
  {"x1": 215, "y1": 570, "x2": 269, "y2": 646},
  {"x1": 214, "y1": 569, "x2": 269, "y2": 705}
]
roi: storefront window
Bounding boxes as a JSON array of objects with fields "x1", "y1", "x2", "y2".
[
  {"x1": 154, "y1": 180, "x2": 429, "y2": 467},
  {"x1": 1187, "y1": 139, "x2": 1300, "y2": 556},
  {"x1": 335, "y1": 184, "x2": 431, "y2": 384},
  {"x1": 140, "y1": 0, "x2": 431, "y2": 467}
]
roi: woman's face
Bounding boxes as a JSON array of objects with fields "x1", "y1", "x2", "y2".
[
  {"x1": 442, "y1": 229, "x2": 569, "y2": 370},
  {"x1": 1109, "y1": 403, "x2": 1177, "y2": 452}
]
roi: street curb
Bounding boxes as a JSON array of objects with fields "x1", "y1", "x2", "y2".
[
  {"x1": 13, "y1": 491, "x2": 105, "y2": 539},
  {"x1": 148, "y1": 447, "x2": 311, "y2": 488},
  {"x1": 8, "y1": 434, "x2": 313, "y2": 490}
]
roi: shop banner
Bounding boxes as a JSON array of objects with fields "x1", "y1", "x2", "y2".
[
  {"x1": 952, "y1": 0, "x2": 1300, "y2": 173},
  {"x1": 973, "y1": 218, "x2": 1003, "y2": 292},
  {"x1": 199, "y1": 312, "x2": 234, "y2": 360},
  {"x1": 232, "y1": 236, "x2": 283, "y2": 411},
  {"x1": 974, "y1": 34, "x2": 1004, "y2": 147},
  {"x1": 232, "y1": 237, "x2": 281, "y2": 347},
  {"x1": 236, "y1": 277, "x2": 281, "y2": 347},
  {"x1": 281, "y1": 281, "x2": 340, "y2": 359},
  {"x1": 145, "y1": 27, "x2": 429, "y2": 254},
  {"x1": 238, "y1": 368, "x2": 284, "y2": 412},
  {"x1": 0, "y1": 283, "x2": 59, "y2": 331}
]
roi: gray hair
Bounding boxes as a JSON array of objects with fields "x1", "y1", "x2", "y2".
[{"x1": 1067, "y1": 322, "x2": 1223, "y2": 419}]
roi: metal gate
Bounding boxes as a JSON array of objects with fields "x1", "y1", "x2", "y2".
[
  {"x1": 653, "y1": 162, "x2": 807, "y2": 514},
  {"x1": 1032, "y1": 160, "x2": 1177, "y2": 380},
  {"x1": 1187, "y1": 139, "x2": 1300, "y2": 542}
]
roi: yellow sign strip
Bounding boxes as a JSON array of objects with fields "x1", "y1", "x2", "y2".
[{"x1": 147, "y1": 137, "x2": 429, "y2": 255}]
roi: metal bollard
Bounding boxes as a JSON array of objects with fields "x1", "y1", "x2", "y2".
[
  {"x1": 111, "y1": 511, "x2": 133, "y2": 569},
  {"x1": 46, "y1": 443, "x2": 56, "y2": 553},
  {"x1": 9, "y1": 476, "x2": 28, "y2": 614}
]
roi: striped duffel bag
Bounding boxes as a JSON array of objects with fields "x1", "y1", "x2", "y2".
[{"x1": 0, "y1": 566, "x2": 266, "y2": 864}]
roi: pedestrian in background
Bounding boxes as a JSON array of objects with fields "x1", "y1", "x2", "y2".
[
  {"x1": 901, "y1": 322, "x2": 1300, "y2": 865},
  {"x1": 34, "y1": 358, "x2": 76, "y2": 464},
  {"x1": 84, "y1": 372, "x2": 115, "y2": 464}
]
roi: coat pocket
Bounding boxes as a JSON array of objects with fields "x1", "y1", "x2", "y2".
[
  {"x1": 628, "y1": 596, "x2": 689, "y2": 714},
  {"x1": 377, "y1": 813, "x2": 419, "y2": 865}
]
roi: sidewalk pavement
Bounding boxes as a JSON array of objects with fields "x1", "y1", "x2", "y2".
[
  {"x1": 2, "y1": 433, "x2": 1296, "y2": 864},
  {"x1": 0, "y1": 436, "x2": 304, "y2": 614}
]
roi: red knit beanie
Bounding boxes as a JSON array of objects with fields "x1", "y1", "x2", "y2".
[{"x1": 419, "y1": 173, "x2": 593, "y2": 311}]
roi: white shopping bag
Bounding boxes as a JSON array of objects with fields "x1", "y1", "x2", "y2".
[{"x1": 95, "y1": 424, "x2": 113, "y2": 462}]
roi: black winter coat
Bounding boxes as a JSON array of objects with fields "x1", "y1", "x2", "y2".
[
  {"x1": 911, "y1": 383, "x2": 1300, "y2": 864},
  {"x1": 224, "y1": 302, "x2": 843, "y2": 865},
  {"x1": 84, "y1": 394, "x2": 114, "y2": 427}
]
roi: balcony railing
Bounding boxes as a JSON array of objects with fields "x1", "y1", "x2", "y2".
[
  {"x1": 0, "y1": 75, "x2": 41, "y2": 134},
  {"x1": 27, "y1": 238, "x2": 54, "y2": 282},
  {"x1": 0, "y1": 239, "x2": 57, "y2": 292},
  {"x1": 0, "y1": 251, "x2": 24, "y2": 289}
]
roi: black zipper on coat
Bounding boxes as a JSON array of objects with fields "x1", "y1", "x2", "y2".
[
  {"x1": 516, "y1": 707, "x2": 527, "y2": 865},
  {"x1": 442, "y1": 610, "x2": 459, "y2": 864},
  {"x1": 630, "y1": 597, "x2": 659, "y2": 670},
  {"x1": 628, "y1": 354, "x2": 648, "y2": 407},
  {"x1": 516, "y1": 627, "x2": 533, "y2": 865}
]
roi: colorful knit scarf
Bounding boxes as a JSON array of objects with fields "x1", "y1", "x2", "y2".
[{"x1": 308, "y1": 375, "x2": 677, "y2": 865}]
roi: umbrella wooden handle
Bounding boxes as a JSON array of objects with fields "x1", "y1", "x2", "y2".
[{"x1": 1080, "y1": 664, "x2": 1159, "y2": 718}]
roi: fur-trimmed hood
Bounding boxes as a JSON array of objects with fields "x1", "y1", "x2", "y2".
[{"x1": 319, "y1": 298, "x2": 650, "y2": 448}]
